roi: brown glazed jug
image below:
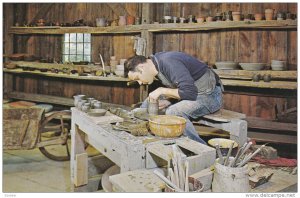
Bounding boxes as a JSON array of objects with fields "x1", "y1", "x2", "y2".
[{"x1": 126, "y1": 15, "x2": 135, "y2": 25}]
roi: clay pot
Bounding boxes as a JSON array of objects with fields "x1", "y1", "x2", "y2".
[
  {"x1": 276, "y1": 12, "x2": 285, "y2": 20},
  {"x1": 179, "y1": 17, "x2": 186, "y2": 23},
  {"x1": 172, "y1": 16, "x2": 178, "y2": 23},
  {"x1": 254, "y1": 13, "x2": 263, "y2": 21},
  {"x1": 265, "y1": 9, "x2": 274, "y2": 20},
  {"x1": 96, "y1": 18, "x2": 106, "y2": 27},
  {"x1": 206, "y1": 16, "x2": 214, "y2": 22},
  {"x1": 126, "y1": 15, "x2": 135, "y2": 25},
  {"x1": 263, "y1": 74, "x2": 271, "y2": 82},
  {"x1": 196, "y1": 17, "x2": 205, "y2": 23},
  {"x1": 118, "y1": 16, "x2": 126, "y2": 26},
  {"x1": 135, "y1": 17, "x2": 141, "y2": 25},
  {"x1": 232, "y1": 12, "x2": 241, "y2": 21}
]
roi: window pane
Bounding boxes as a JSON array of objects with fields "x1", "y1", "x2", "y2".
[
  {"x1": 70, "y1": 33, "x2": 77, "y2": 42},
  {"x1": 63, "y1": 33, "x2": 91, "y2": 63},
  {"x1": 64, "y1": 33, "x2": 69, "y2": 42},
  {"x1": 69, "y1": 55, "x2": 77, "y2": 62},
  {"x1": 78, "y1": 55, "x2": 85, "y2": 61},
  {"x1": 63, "y1": 55, "x2": 69, "y2": 62},
  {"x1": 84, "y1": 43, "x2": 91, "y2": 54},
  {"x1": 84, "y1": 56, "x2": 90, "y2": 62},
  {"x1": 77, "y1": 43, "x2": 84, "y2": 54},
  {"x1": 64, "y1": 43, "x2": 69, "y2": 54},
  {"x1": 70, "y1": 43, "x2": 77, "y2": 53},
  {"x1": 77, "y1": 34, "x2": 83, "y2": 42},
  {"x1": 84, "y1": 33, "x2": 91, "y2": 42}
]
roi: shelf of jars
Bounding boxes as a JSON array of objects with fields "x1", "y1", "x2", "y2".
[{"x1": 9, "y1": 20, "x2": 297, "y2": 34}]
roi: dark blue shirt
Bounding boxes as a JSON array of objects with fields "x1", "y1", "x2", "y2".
[{"x1": 151, "y1": 51, "x2": 208, "y2": 100}]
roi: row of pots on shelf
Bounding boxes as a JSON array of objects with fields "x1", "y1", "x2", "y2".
[
  {"x1": 214, "y1": 60, "x2": 287, "y2": 71},
  {"x1": 163, "y1": 11, "x2": 296, "y2": 23}
]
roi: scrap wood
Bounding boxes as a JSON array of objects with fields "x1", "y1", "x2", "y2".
[
  {"x1": 249, "y1": 171, "x2": 274, "y2": 189},
  {"x1": 248, "y1": 163, "x2": 274, "y2": 189}
]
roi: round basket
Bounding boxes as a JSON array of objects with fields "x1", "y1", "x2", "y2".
[{"x1": 149, "y1": 115, "x2": 186, "y2": 138}]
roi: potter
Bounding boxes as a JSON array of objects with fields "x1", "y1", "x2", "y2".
[{"x1": 124, "y1": 51, "x2": 223, "y2": 144}]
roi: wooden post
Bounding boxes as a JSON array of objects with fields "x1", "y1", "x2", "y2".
[
  {"x1": 3, "y1": 4, "x2": 15, "y2": 98},
  {"x1": 141, "y1": 30, "x2": 154, "y2": 57},
  {"x1": 71, "y1": 123, "x2": 87, "y2": 189},
  {"x1": 74, "y1": 153, "x2": 88, "y2": 187},
  {"x1": 141, "y1": 3, "x2": 153, "y2": 24}
]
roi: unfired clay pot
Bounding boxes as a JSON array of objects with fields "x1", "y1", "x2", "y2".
[
  {"x1": 197, "y1": 17, "x2": 205, "y2": 23},
  {"x1": 254, "y1": 13, "x2": 263, "y2": 21},
  {"x1": 118, "y1": 16, "x2": 126, "y2": 26},
  {"x1": 206, "y1": 16, "x2": 214, "y2": 22},
  {"x1": 265, "y1": 9, "x2": 274, "y2": 20},
  {"x1": 232, "y1": 12, "x2": 241, "y2": 21}
]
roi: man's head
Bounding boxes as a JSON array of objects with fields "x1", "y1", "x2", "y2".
[{"x1": 124, "y1": 55, "x2": 157, "y2": 85}]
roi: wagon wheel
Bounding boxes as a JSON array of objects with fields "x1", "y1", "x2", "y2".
[{"x1": 38, "y1": 110, "x2": 72, "y2": 161}]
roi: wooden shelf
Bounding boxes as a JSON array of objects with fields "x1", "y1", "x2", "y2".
[
  {"x1": 3, "y1": 68, "x2": 129, "y2": 82},
  {"x1": 221, "y1": 79, "x2": 297, "y2": 90},
  {"x1": 10, "y1": 61, "x2": 102, "y2": 70},
  {"x1": 9, "y1": 20, "x2": 297, "y2": 34},
  {"x1": 6, "y1": 91, "x2": 132, "y2": 110},
  {"x1": 214, "y1": 69, "x2": 297, "y2": 80}
]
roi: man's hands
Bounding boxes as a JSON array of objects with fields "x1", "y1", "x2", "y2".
[
  {"x1": 148, "y1": 87, "x2": 180, "y2": 101},
  {"x1": 148, "y1": 87, "x2": 165, "y2": 101},
  {"x1": 158, "y1": 99, "x2": 171, "y2": 110}
]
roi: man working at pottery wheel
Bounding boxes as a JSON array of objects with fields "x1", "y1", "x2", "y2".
[{"x1": 124, "y1": 51, "x2": 223, "y2": 144}]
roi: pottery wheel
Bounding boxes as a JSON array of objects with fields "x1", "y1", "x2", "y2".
[{"x1": 101, "y1": 165, "x2": 120, "y2": 192}]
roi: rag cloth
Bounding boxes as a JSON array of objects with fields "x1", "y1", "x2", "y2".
[{"x1": 252, "y1": 156, "x2": 297, "y2": 167}]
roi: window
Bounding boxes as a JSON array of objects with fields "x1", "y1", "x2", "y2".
[{"x1": 63, "y1": 33, "x2": 91, "y2": 63}]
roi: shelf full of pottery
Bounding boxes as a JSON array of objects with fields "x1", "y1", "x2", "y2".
[
  {"x1": 3, "y1": 56, "x2": 129, "y2": 82},
  {"x1": 212, "y1": 60, "x2": 297, "y2": 90}
]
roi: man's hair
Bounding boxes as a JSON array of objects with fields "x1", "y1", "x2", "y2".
[{"x1": 124, "y1": 55, "x2": 147, "y2": 77}]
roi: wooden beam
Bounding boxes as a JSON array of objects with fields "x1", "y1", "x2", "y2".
[
  {"x1": 4, "y1": 69, "x2": 129, "y2": 82},
  {"x1": 221, "y1": 79, "x2": 297, "y2": 90},
  {"x1": 3, "y1": 4, "x2": 14, "y2": 55},
  {"x1": 246, "y1": 117, "x2": 297, "y2": 132},
  {"x1": 142, "y1": 3, "x2": 154, "y2": 24},
  {"x1": 9, "y1": 20, "x2": 297, "y2": 35},
  {"x1": 7, "y1": 91, "x2": 132, "y2": 110},
  {"x1": 7, "y1": 91, "x2": 74, "y2": 106},
  {"x1": 74, "y1": 152, "x2": 88, "y2": 187},
  {"x1": 214, "y1": 69, "x2": 297, "y2": 80},
  {"x1": 247, "y1": 131, "x2": 297, "y2": 144},
  {"x1": 141, "y1": 30, "x2": 153, "y2": 57}
]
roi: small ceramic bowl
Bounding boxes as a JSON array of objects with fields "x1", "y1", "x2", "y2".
[
  {"x1": 215, "y1": 61, "x2": 239, "y2": 70},
  {"x1": 87, "y1": 109, "x2": 107, "y2": 117},
  {"x1": 208, "y1": 138, "x2": 239, "y2": 156},
  {"x1": 240, "y1": 63, "x2": 266, "y2": 71},
  {"x1": 115, "y1": 69, "x2": 124, "y2": 77}
]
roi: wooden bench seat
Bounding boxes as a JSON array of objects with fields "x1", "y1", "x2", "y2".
[{"x1": 195, "y1": 109, "x2": 248, "y2": 146}]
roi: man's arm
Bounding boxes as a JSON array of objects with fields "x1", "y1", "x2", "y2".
[{"x1": 149, "y1": 87, "x2": 180, "y2": 101}]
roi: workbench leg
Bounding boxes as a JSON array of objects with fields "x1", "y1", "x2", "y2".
[{"x1": 71, "y1": 124, "x2": 88, "y2": 190}]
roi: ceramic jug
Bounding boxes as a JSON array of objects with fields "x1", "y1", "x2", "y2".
[{"x1": 118, "y1": 16, "x2": 126, "y2": 26}]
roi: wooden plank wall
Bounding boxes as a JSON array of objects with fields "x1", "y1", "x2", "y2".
[
  {"x1": 4, "y1": 3, "x2": 297, "y2": 119},
  {"x1": 153, "y1": 3, "x2": 297, "y2": 120},
  {"x1": 10, "y1": 3, "x2": 140, "y2": 106}
]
